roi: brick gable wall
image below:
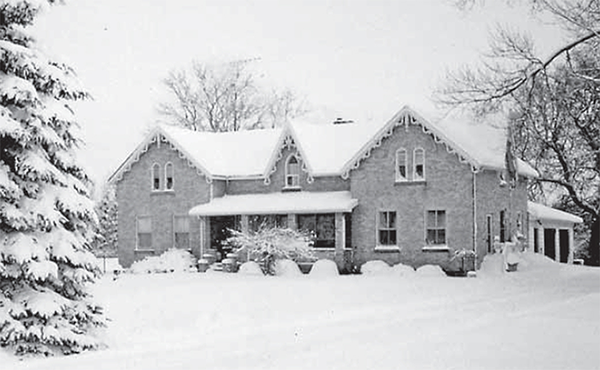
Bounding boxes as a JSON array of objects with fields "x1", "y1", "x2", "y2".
[{"x1": 116, "y1": 139, "x2": 211, "y2": 267}]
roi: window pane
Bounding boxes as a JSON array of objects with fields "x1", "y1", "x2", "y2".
[
  {"x1": 426, "y1": 229, "x2": 436, "y2": 244},
  {"x1": 138, "y1": 217, "x2": 152, "y2": 232},
  {"x1": 396, "y1": 150, "x2": 407, "y2": 179},
  {"x1": 388, "y1": 212, "x2": 396, "y2": 228},
  {"x1": 138, "y1": 233, "x2": 152, "y2": 248},
  {"x1": 415, "y1": 164, "x2": 424, "y2": 178},
  {"x1": 152, "y1": 164, "x2": 160, "y2": 190},
  {"x1": 389, "y1": 230, "x2": 397, "y2": 245},
  {"x1": 437, "y1": 211, "x2": 446, "y2": 228},
  {"x1": 298, "y1": 214, "x2": 316, "y2": 232},
  {"x1": 379, "y1": 212, "x2": 387, "y2": 229},
  {"x1": 380, "y1": 230, "x2": 389, "y2": 245},
  {"x1": 316, "y1": 214, "x2": 335, "y2": 241},
  {"x1": 437, "y1": 229, "x2": 446, "y2": 245},
  {"x1": 427, "y1": 211, "x2": 436, "y2": 228}
]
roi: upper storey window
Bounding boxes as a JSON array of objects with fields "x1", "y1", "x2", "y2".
[
  {"x1": 413, "y1": 148, "x2": 425, "y2": 181},
  {"x1": 152, "y1": 163, "x2": 160, "y2": 191},
  {"x1": 165, "y1": 162, "x2": 174, "y2": 190},
  {"x1": 395, "y1": 149, "x2": 407, "y2": 181},
  {"x1": 285, "y1": 155, "x2": 300, "y2": 188}
]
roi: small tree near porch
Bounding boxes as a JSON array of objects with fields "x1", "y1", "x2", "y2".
[{"x1": 225, "y1": 227, "x2": 315, "y2": 275}]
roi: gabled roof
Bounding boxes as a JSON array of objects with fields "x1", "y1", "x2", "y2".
[
  {"x1": 528, "y1": 201, "x2": 583, "y2": 224},
  {"x1": 108, "y1": 105, "x2": 538, "y2": 184}
]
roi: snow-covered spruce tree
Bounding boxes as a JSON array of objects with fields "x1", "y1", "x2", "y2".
[{"x1": 0, "y1": 0, "x2": 106, "y2": 356}]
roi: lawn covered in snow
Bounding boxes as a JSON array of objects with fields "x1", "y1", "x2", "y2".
[{"x1": 2, "y1": 254, "x2": 599, "y2": 370}]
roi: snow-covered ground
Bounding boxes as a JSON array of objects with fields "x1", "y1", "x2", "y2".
[{"x1": 2, "y1": 254, "x2": 599, "y2": 370}]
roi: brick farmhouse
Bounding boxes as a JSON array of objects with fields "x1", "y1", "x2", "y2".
[{"x1": 108, "y1": 106, "x2": 540, "y2": 272}]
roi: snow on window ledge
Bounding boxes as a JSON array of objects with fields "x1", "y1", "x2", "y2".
[
  {"x1": 394, "y1": 180, "x2": 426, "y2": 185},
  {"x1": 421, "y1": 245, "x2": 450, "y2": 252},
  {"x1": 150, "y1": 190, "x2": 175, "y2": 195},
  {"x1": 375, "y1": 245, "x2": 401, "y2": 252},
  {"x1": 311, "y1": 247, "x2": 336, "y2": 252}
]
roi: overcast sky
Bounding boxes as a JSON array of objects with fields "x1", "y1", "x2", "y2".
[{"x1": 31, "y1": 0, "x2": 565, "y2": 185}]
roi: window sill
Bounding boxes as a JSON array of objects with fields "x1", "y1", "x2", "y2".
[
  {"x1": 134, "y1": 249, "x2": 155, "y2": 254},
  {"x1": 282, "y1": 186, "x2": 302, "y2": 192},
  {"x1": 375, "y1": 245, "x2": 401, "y2": 252},
  {"x1": 151, "y1": 190, "x2": 175, "y2": 195},
  {"x1": 394, "y1": 180, "x2": 426, "y2": 185},
  {"x1": 421, "y1": 245, "x2": 450, "y2": 252},
  {"x1": 310, "y1": 248, "x2": 336, "y2": 252}
]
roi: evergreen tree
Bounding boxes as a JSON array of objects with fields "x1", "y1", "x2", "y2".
[
  {"x1": 0, "y1": 0, "x2": 106, "y2": 355},
  {"x1": 92, "y1": 184, "x2": 117, "y2": 259}
]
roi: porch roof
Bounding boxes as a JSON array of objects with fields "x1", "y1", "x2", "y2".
[
  {"x1": 189, "y1": 191, "x2": 358, "y2": 216},
  {"x1": 528, "y1": 201, "x2": 583, "y2": 224}
]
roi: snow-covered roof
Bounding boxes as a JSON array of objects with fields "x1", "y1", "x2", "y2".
[
  {"x1": 109, "y1": 105, "x2": 538, "y2": 183},
  {"x1": 189, "y1": 191, "x2": 358, "y2": 216},
  {"x1": 528, "y1": 201, "x2": 583, "y2": 224}
]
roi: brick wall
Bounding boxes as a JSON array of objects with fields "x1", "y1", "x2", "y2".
[
  {"x1": 349, "y1": 124, "x2": 475, "y2": 270},
  {"x1": 475, "y1": 171, "x2": 529, "y2": 265},
  {"x1": 226, "y1": 146, "x2": 349, "y2": 194},
  {"x1": 116, "y1": 139, "x2": 211, "y2": 267}
]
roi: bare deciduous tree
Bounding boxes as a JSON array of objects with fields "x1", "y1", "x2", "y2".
[
  {"x1": 438, "y1": 0, "x2": 599, "y2": 264},
  {"x1": 157, "y1": 60, "x2": 307, "y2": 132}
]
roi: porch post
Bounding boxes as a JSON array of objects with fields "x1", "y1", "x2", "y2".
[
  {"x1": 568, "y1": 227, "x2": 574, "y2": 264},
  {"x1": 539, "y1": 224, "x2": 545, "y2": 255},
  {"x1": 199, "y1": 216, "x2": 205, "y2": 257},
  {"x1": 241, "y1": 215, "x2": 249, "y2": 233},
  {"x1": 334, "y1": 213, "x2": 346, "y2": 269}
]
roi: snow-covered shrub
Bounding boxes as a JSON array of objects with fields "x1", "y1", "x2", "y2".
[
  {"x1": 273, "y1": 259, "x2": 302, "y2": 277},
  {"x1": 392, "y1": 263, "x2": 415, "y2": 276},
  {"x1": 226, "y1": 227, "x2": 314, "y2": 275},
  {"x1": 416, "y1": 265, "x2": 447, "y2": 277},
  {"x1": 309, "y1": 259, "x2": 339, "y2": 277},
  {"x1": 238, "y1": 261, "x2": 264, "y2": 276},
  {"x1": 129, "y1": 249, "x2": 197, "y2": 274},
  {"x1": 360, "y1": 260, "x2": 392, "y2": 275},
  {"x1": 0, "y1": 1, "x2": 106, "y2": 356}
]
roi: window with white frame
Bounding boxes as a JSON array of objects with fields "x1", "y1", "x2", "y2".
[
  {"x1": 378, "y1": 211, "x2": 397, "y2": 246},
  {"x1": 426, "y1": 210, "x2": 446, "y2": 245},
  {"x1": 395, "y1": 148, "x2": 407, "y2": 181},
  {"x1": 173, "y1": 215, "x2": 190, "y2": 249},
  {"x1": 297, "y1": 213, "x2": 335, "y2": 248},
  {"x1": 165, "y1": 162, "x2": 174, "y2": 191},
  {"x1": 285, "y1": 155, "x2": 300, "y2": 188},
  {"x1": 151, "y1": 163, "x2": 161, "y2": 191},
  {"x1": 137, "y1": 216, "x2": 153, "y2": 250},
  {"x1": 413, "y1": 148, "x2": 425, "y2": 180}
]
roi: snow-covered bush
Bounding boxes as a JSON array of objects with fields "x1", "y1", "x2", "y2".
[
  {"x1": 0, "y1": 1, "x2": 106, "y2": 356},
  {"x1": 129, "y1": 249, "x2": 197, "y2": 274},
  {"x1": 238, "y1": 261, "x2": 264, "y2": 276},
  {"x1": 360, "y1": 260, "x2": 392, "y2": 275},
  {"x1": 273, "y1": 259, "x2": 302, "y2": 277},
  {"x1": 416, "y1": 265, "x2": 447, "y2": 277},
  {"x1": 392, "y1": 263, "x2": 415, "y2": 276},
  {"x1": 226, "y1": 227, "x2": 314, "y2": 275},
  {"x1": 309, "y1": 259, "x2": 339, "y2": 277}
]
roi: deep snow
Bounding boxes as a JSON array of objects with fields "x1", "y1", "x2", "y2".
[{"x1": 2, "y1": 253, "x2": 599, "y2": 370}]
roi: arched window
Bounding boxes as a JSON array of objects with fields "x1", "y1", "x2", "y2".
[
  {"x1": 151, "y1": 163, "x2": 161, "y2": 191},
  {"x1": 395, "y1": 148, "x2": 407, "y2": 181},
  {"x1": 285, "y1": 155, "x2": 300, "y2": 188},
  {"x1": 165, "y1": 162, "x2": 174, "y2": 190},
  {"x1": 413, "y1": 148, "x2": 425, "y2": 180}
]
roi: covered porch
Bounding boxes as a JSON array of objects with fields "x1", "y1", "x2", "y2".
[{"x1": 189, "y1": 191, "x2": 358, "y2": 270}]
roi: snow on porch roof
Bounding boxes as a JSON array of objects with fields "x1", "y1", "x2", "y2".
[
  {"x1": 189, "y1": 191, "x2": 358, "y2": 216},
  {"x1": 528, "y1": 201, "x2": 583, "y2": 224}
]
